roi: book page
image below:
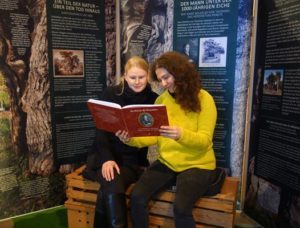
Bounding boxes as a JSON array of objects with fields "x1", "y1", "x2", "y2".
[
  {"x1": 123, "y1": 104, "x2": 165, "y2": 109},
  {"x1": 87, "y1": 99, "x2": 121, "y2": 109}
]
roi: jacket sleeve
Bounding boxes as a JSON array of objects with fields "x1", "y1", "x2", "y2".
[{"x1": 94, "y1": 129, "x2": 115, "y2": 164}]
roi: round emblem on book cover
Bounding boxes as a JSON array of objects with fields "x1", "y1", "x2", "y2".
[{"x1": 138, "y1": 113, "x2": 154, "y2": 127}]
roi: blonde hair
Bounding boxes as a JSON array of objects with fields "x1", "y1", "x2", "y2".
[{"x1": 124, "y1": 56, "x2": 149, "y2": 75}]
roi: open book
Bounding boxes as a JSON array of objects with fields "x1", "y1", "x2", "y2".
[{"x1": 87, "y1": 99, "x2": 169, "y2": 137}]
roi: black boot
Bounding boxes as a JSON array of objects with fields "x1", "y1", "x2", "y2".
[
  {"x1": 94, "y1": 191, "x2": 108, "y2": 228},
  {"x1": 93, "y1": 209, "x2": 108, "y2": 228},
  {"x1": 104, "y1": 193, "x2": 128, "y2": 228}
]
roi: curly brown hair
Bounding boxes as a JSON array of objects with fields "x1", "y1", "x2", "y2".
[{"x1": 150, "y1": 51, "x2": 202, "y2": 112}]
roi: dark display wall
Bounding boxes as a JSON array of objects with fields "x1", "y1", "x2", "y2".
[
  {"x1": 244, "y1": 1, "x2": 300, "y2": 227},
  {"x1": 47, "y1": 0, "x2": 106, "y2": 164}
]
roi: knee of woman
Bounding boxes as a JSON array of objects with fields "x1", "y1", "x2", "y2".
[{"x1": 130, "y1": 189, "x2": 148, "y2": 208}]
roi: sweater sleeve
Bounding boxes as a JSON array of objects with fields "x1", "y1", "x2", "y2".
[
  {"x1": 177, "y1": 91, "x2": 217, "y2": 151},
  {"x1": 127, "y1": 136, "x2": 158, "y2": 148}
]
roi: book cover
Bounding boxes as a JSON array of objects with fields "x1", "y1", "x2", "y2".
[{"x1": 87, "y1": 99, "x2": 169, "y2": 137}]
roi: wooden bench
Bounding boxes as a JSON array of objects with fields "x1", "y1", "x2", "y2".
[{"x1": 64, "y1": 166, "x2": 239, "y2": 228}]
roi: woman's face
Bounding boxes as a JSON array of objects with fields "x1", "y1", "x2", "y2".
[
  {"x1": 124, "y1": 66, "x2": 148, "y2": 93},
  {"x1": 155, "y1": 68, "x2": 176, "y2": 93}
]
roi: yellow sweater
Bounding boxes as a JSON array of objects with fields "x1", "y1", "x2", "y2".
[{"x1": 128, "y1": 89, "x2": 217, "y2": 172}]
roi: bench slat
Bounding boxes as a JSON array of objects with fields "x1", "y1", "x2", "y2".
[
  {"x1": 65, "y1": 199, "x2": 95, "y2": 211},
  {"x1": 67, "y1": 188, "x2": 98, "y2": 203},
  {"x1": 67, "y1": 178, "x2": 100, "y2": 191}
]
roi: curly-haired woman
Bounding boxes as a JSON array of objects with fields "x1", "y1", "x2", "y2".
[{"x1": 117, "y1": 51, "x2": 217, "y2": 228}]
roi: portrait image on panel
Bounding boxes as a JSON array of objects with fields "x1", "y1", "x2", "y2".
[
  {"x1": 53, "y1": 49, "x2": 84, "y2": 77},
  {"x1": 199, "y1": 37, "x2": 227, "y2": 67},
  {"x1": 262, "y1": 69, "x2": 284, "y2": 96},
  {"x1": 176, "y1": 38, "x2": 198, "y2": 65}
]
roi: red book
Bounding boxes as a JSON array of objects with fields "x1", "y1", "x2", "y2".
[{"x1": 87, "y1": 99, "x2": 169, "y2": 137}]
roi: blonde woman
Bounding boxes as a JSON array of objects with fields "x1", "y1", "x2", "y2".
[{"x1": 88, "y1": 56, "x2": 157, "y2": 228}]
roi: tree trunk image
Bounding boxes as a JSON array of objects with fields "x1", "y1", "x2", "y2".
[{"x1": 1, "y1": 0, "x2": 53, "y2": 176}]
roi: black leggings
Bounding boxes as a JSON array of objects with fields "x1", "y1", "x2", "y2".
[
  {"x1": 95, "y1": 165, "x2": 142, "y2": 211},
  {"x1": 130, "y1": 160, "x2": 215, "y2": 228}
]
